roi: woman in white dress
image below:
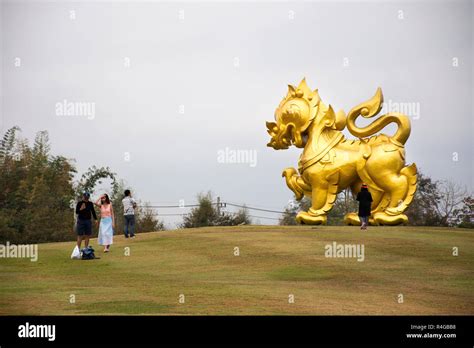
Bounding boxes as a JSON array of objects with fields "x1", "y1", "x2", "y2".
[{"x1": 95, "y1": 194, "x2": 115, "y2": 252}]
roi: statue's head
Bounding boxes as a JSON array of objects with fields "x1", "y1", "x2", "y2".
[
  {"x1": 266, "y1": 79, "x2": 320, "y2": 149},
  {"x1": 266, "y1": 78, "x2": 347, "y2": 150}
]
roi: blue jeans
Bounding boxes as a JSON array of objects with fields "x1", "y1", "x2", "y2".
[
  {"x1": 360, "y1": 216, "x2": 369, "y2": 225},
  {"x1": 124, "y1": 215, "x2": 135, "y2": 237}
]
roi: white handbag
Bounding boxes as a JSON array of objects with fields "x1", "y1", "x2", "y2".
[{"x1": 71, "y1": 246, "x2": 81, "y2": 259}]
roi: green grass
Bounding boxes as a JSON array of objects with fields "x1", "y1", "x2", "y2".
[{"x1": 0, "y1": 225, "x2": 473, "y2": 315}]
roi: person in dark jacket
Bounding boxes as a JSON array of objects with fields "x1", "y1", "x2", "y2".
[
  {"x1": 75, "y1": 191, "x2": 98, "y2": 249},
  {"x1": 356, "y1": 183, "x2": 373, "y2": 230}
]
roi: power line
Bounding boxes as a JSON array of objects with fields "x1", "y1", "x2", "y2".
[
  {"x1": 226, "y1": 202, "x2": 285, "y2": 214},
  {"x1": 145, "y1": 198, "x2": 287, "y2": 221},
  {"x1": 146, "y1": 202, "x2": 286, "y2": 214},
  {"x1": 156, "y1": 214, "x2": 280, "y2": 221},
  {"x1": 151, "y1": 210, "x2": 282, "y2": 221},
  {"x1": 219, "y1": 210, "x2": 281, "y2": 221},
  {"x1": 147, "y1": 204, "x2": 200, "y2": 208},
  {"x1": 248, "y1": 214, "x2": 280, "y2": 221},
  {"x1": 151, "y1": 213, "x2": 279, "y2": 221},
  {"x1": 152, "y1": 213, "x2": 187, "y2": 216}
]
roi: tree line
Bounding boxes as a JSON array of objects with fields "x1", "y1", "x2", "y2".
[
  {"x1": 0, "y1": 127, "x2": 164, "y2": 244},
  {"x1": 0, "y1": 127, "x2": 250, "y2": 244}
]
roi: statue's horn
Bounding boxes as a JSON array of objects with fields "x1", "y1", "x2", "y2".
[{"x1": 287, "y1": 85, "x2": 296, "y2": 97}]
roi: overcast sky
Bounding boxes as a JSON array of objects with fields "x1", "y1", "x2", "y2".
[{"x1": 1, "y1": 0, "x2": 472, "y2": 227}]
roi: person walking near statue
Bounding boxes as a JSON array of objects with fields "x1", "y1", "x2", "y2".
[
  {"x1": 356, "y1": 184, "x2": 373, "y2": 230},
  {"x1": 122, "y1": 189, "x2": 137, "y2": 238}
]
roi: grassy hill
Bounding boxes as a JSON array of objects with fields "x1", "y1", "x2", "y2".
[{"x1": 0, "y1": 225, "x2": 473, "y2": 315}]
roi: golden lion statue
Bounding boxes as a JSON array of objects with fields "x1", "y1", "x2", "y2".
[{"x1": 266, "y1": 79, "x2": 417, "y2": 225}]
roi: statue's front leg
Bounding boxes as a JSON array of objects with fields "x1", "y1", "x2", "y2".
[
  {"x1": 282, "y1": 168, "x2": 311, "y2": 201},
  {"x1": 296, "y1": 171, "x2": 339, "y2": 225}
]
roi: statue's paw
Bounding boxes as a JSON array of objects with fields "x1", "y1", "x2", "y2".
[
  {"x1": 308, "y1": 208, "x2": 327, "y2": 216},
  {"x1": 385, "y1": 207, "x2": 403, "y2": 216},
  {"x1": 282, "y1": 167, "x2": 304, "y2": 200},
  {"x1": 296, "y1": 211, "x2": 327, "y2": 225},
  {"x1": 344, "y1": 212, "x2": 360, "y2": 226},
  {"x1": 373, "y1": 212, "x2": 408, "y2": 225}
]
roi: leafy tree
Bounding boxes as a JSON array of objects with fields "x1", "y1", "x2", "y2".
[
  {"x1": 405, "y1": 172, "x2": 442, "y2": 225},
  {"x1": 137, "y1": 203, "x2": 165, "y2": 232},
  {"x1": 452, "y1": 196, "x2": 473, "y2": 229},
  {"x1": 32, "y1": 130, "x2": 50, "y2": 163},
  {"x1": 405, "y1": 172, "x2": 470, "y2": 227},
  {"x1": 75, "y1": 166, "x2": 117, "y2": 198},
  {"x1": 0, "y1": 127, "x2": 77, "y2": 243},
  {"x1": 226, "y1": 205, "x2": 251, "y2": 226},
  {"x1": 182, "y1": 192, "x2": 218, "y2": 228},
  {"x1": 436, "y1": 180, "x2": 468, "y2": 226},
  {"x1": 0, "y1": 127, "x2": 164, "y2": 243},
  {"x1": 181, "y1": 192, "x2": 251, "y2": 228}
]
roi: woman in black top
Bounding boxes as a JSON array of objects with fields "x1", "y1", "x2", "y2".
[{"x1": 356, "y1": 183, "x2": 373, "y2": 230}]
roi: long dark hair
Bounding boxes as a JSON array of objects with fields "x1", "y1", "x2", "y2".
[{"x1": 101, "y1": 194, "x2": 111, "y2": 205}]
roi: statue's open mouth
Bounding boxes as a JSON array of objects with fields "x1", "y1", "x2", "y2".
[
  {"x1": 267, "y1": 122, "x2": 293, "y2": 149},
  {"x1": 267, "y1": 122, "x2": 306, "y2": 149}
]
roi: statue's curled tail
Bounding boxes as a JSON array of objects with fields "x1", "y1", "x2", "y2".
[{"x1": 346, "y1": 88, "x2": 411, "y2": 145}]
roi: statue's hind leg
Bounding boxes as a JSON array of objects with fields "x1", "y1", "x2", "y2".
[
  {"x1": 373, "y1": 174, "x2": 409, "y2": 225},
  {"x1": 372, "y1": 164, "x2": 417, "y2": 225},
  {"x1": 369, "y1": 193, "x2": 390, "y2": 225}
]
